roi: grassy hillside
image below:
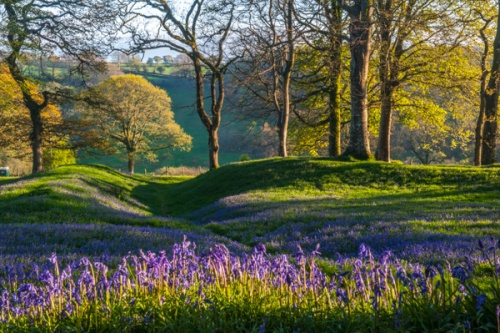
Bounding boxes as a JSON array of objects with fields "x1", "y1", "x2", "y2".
[
  {"x1": 2, "y1": 160, "x2": 500, "y2": 331},
  {"x1": 2, "y1": 159, "x2": 500, "y2": 263}
]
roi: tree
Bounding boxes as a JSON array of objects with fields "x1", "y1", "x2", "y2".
[
  {"x1": 174, "y1": 54, "x2": 194, "y2": 78},
  {"x1": 482, "y1": 1, "x2": 500, "y2": 165},
  {"x1": 338, "y1": 0, "x2": 373, "y2": 160},
  {"x1": 157, "y1": 66, "x2": 166, "y2": 74},
  {"x1": 293, "y1": 0, "x2": 345, "y2": 157},
  {"x1": 80, "y1": 75, "x2": 192, "y2": 174},
  {"x1": 0, "y1": 0, "x2": 118, "y2": 173},
  {"x1": 110, "y1": 51, "x2": 130, "y2": 69},
  {"x1": 153, "y1": 56, "x2": 163, "y2": 64},
  {"x1": 129, "y1": 56, "x2": 143, "y2": 72},
  {"x1": 163, "y1": 55, "x2": 174, "y2": 66},
  {"x1": 373, "y1": 0, "x2": 474, "y2": 162},
  {"x1": 0, "y1": 64, "x2": 71, "y2": 168},
  {"x1": 232, "y1": 0, "x2": 297, "y2": 157},
  {"x1": 120, "y1": 0, "x2": 239, "y2": 169},
  {"x1": 472, "y1": 3, "x2": 497, "y2": 166}
]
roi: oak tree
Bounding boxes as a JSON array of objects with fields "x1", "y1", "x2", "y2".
[{"x1": 81, "y1": 75, "x2": 192, "y2": 174}]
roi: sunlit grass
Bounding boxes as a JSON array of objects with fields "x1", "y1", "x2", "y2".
[{"x1": 1, "y1": 159, "x2": 500, "y2": 331}]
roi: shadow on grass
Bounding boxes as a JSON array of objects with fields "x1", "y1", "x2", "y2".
[{"x1": 131, "y1": 158, "x2": 500, "y2": 217}]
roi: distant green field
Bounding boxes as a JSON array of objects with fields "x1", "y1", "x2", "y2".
[{"x1": 78, "y1": 74, "x2": 258, "y2": 171}]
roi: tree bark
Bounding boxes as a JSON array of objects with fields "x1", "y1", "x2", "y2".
[
  {"x1": 127, "y1": 150, "x2": 135, "y2": 174},
  {"x1": 5, "y1": 4, "x2": 46, "y2": 173},
  {"x1": 276, "y1": 0, "x2": 295, "y2": 158},
  {"x1": 328, "y1": 75, "x2": 342, "y2": 157},
  {"x1": 375, "y1": 0, "x2": 392, "y2": 162},
  {"x1": 475, "y1": 77, "x2": 487, "y2": 166},
  {"x1": 194, "y1": 56, "x2": 221, "y2": 169},
  {"x1": 475, "y1": 18, "x2": 493, "y2": 166},
  {"x1": 327, "y1": 1, "x2": 343, "y2": 157},
  {"x1": 341, "y1": 0, "x2": 373, "y2": 160},
  {"x1": 208, "y1": 129, "x2": 220, "y2": 170},
  {"x1": 482, "y1": 2, "x2": 500, "y2": 165}
]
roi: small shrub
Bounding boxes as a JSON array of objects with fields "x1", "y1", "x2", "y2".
[{"x1": 239, "y1": 154, "x2": 251, "y2": 162}]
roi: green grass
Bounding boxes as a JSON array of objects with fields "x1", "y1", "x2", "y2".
[
  {"x1": 132, "y1": 157, "x2": 500, "y2": 216},
  {"x1": 2, "y1": 159, "x2": 500, "y2": 331},
  {"x1": 2, "y1": 159, "x2": 500, "y2": 260}
]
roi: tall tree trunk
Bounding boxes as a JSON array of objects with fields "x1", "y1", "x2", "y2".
[
  {"x1": 276, "y1": 0, "x2": 295, "y2": 158},
  {"x1": 5, "y1": 3, "x2": 46, "y2": 173},
  {"x1": 482, "y1": 3, "x2": 500, "y2": 165},
  {"x1": 327, "y1": 0, "x2": 343, "y2": 157},
  {"x1": 28, "y1": 101, "x2": 44, "y2": 173},
  {"x1": 475, "y1": 81, "x2": 487, "y2": 166},
  {"x1": 209, "y1": 128, "x2": 220, "y2": 169},
  {"x1": 475, "y1": 18, "x2": 493, "y2": 166},
  {"x1": 341, "y1": 0, "x2": 373, "y2": 160},
  {"x1": 375, "y1": 0, "x2": 392, "y2": 162},
  {"x1": 193, "y1": 57, "x2": 220, "y2": 169},
  {"x1": 328, "y1": 76, "x2": 342, "y2": 157}
]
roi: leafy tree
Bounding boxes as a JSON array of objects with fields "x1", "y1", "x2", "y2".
[
  {"x1": 163, "y1": 55, "x2": 174, "y2": 66},
  {"x1": 157, "y1": 66, "x2": 165, "y2": 74},
  {"x1": 0, "y1": 0, "x2": 118, "y2": 173},
  {"x1": 293, "y1": 0, "x2": 346, "y2": 157},
  {"x1": 129, "y1": 56, "x2": 143, "y2": 72},
  {"x1": 373, "y1": 0, "x2": 474, "y2": 162},
  {"x1": 0, "y1": 64, "x2": 71, "y2": 168},
  {"x1": 80, "y1": 75, "x2": 192, "y2": 174},
  {"x1": 153, "y1": 56, "x2": 162, "y2": 64}
]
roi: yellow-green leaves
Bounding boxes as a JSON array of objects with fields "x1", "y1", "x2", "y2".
[{"x1": 80, "y1": 74, "x2": 192, "y2": 172}]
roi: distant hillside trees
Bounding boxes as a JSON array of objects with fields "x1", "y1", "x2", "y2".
[{"x1": 80, "y1": 75, "x2": 192, "y2": 174}]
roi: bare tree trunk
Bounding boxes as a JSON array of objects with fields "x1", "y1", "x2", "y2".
[
  {"x1": 475, "y1": 18, "x2": 493, "y2": 166},
  {"x1": 127, "y1": 151, "x2": 135, "y2": 174},
  {"x1": 375, "y1": 0, "x2": 392, "y2": 162},
  {"x1": 29, "y1": 102, "x2": 44, "y2": 173},
  {"x1": 341, "y1": 0, "x2": 373, "y2": 160},
  {"x1": 327, "y1": 1, "x2": 343, "y2": 157},
  {"x1": 209, "y1": 129, "x2": 220, "y2": 169},
  {"x1": 194, "y1": 57, "x2": 221, "y2": 169},
  {"x1": 5, "y1": 5, "x2": 46, "y2": 173},
  {"x1": 482, "y1": 2, "x2": 500, "y2": 165},
  {"x1": 328, "y1": 76, "x2": 342, "y2": 157},
  {"x1": 274, "y1": 0, "x2": 295, "y2": 158},
  {"x1": 475, "y1": 84, "x2": 487, "y2": 166}
]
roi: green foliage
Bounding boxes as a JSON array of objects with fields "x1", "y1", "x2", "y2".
[
  {"x1": 42, "y1": 148, "x2": 76, "y2": 170},
  {"x1": 79, "y1": 74, "x2": 192, "y2": 172},
  {"x1": 239, "y1": 154, "x2": 251, "y2": 162}
]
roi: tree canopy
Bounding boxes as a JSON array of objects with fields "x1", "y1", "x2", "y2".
[{"x1": 80, "y1": 75, "x2": 192, "y2": 174}]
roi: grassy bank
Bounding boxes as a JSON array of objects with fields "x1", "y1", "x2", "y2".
[{"x1": 1, "y1": 160, "x2": 500, "y2": 331}]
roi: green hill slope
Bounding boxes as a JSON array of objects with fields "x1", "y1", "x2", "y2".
[{"x1": 1, "y1": 160, "x2": 500, "y2": 263}]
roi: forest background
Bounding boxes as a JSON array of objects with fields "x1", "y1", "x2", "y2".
[{"x1": 1, "y1": 0, "x2": 500, "y2": 175}]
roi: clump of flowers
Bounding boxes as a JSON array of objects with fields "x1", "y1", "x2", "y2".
[{"x1": 0, "y1": 237, "x2": 499, "y2": 332}]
